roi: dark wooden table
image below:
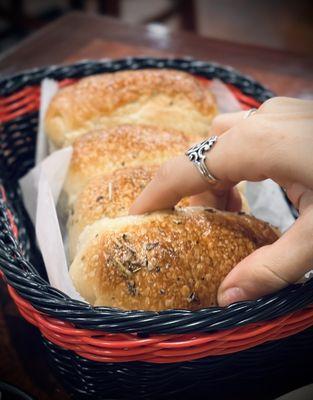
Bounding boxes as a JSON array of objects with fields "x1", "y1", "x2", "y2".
[
  {"x1": 1, "y1": 11, "x2": 312, "y2": 98},
  {"x1": 0, "y1": 11, "x2": 312, "y2": 400}
]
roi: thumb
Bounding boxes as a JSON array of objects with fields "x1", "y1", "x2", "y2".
[{"x1": 218, "y1": 192, "x2": 313, "y2": 306}]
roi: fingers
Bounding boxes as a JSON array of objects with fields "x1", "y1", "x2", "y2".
[
  {"x1": 188, "y1": 190, "x2": 228, "y2": 210},
  {"x1": 130, "y1": 98, "x2": 313, "y2": 215},
  {"x1": 194, "y1": 119, "x2": 271, "y2": 184},
  {"x1": 129, "y1": 121, "x2": 269, "y2": 215},
  {"x1": 218, "y1": 191, "x2": 313, "y2": 306},
  {"x1": 129, "y1": 152, "x2": 240, "y2": 215},
  {"x1": 207, "y1": 113, "x2": 313, "y2": 188},
  {"x1": 258, "y1": 97, "x2": 313, "y2": 114},
  {"x1": 129, "y1": 155, "x2": 215, "y2": 214},
  {"x1": 129, "y1": 119, "x2": 269, "y2": 215},
  {"x1": 211, "y1": 111, "x2": 247, "y2": 135},
  {"x1": 225, "y1": 187, "x2": 242, "y2": 212},
  {"x1": 188, "y1": 187, "x2": 242, "y2": 212},
  {"x1": 286, "y1": 183, "x2": 313, "y2": 213},
  {"x1": 210, "y1": 99, "x2": 313, "y2": 188}
]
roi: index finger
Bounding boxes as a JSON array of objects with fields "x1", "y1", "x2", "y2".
[
  {"x1": 129, "y1": 121, "x2": 269, "y2": 215},
  {"x1": 129, "y1": 154, "x2": 227, "y2": 214}
]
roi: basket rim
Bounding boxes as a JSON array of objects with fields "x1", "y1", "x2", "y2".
[
  {"x1": 0, "y1": 57, "x2": 312, "y2": 337},
  {"x1": 5, "y1": 282, "x2": 313, "y2": 363},
  {"x1": 0, "y1": 56, "x2": 275, "y2": 99}
]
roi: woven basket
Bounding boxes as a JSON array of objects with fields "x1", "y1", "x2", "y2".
[{"x1": 0, "y1": 58, "x2": 312, "y2": 399}]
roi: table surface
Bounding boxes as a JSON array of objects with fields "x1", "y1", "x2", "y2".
[{"x1": 0, "y1": 11, "x2": 312, "y2": 400}]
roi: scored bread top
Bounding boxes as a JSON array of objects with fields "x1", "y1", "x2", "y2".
[
  {"x1": 63, "y1": 124, "x2": 194, "y2": 204},
  {"x1": 45, "y1": 69, "x2": 217, "y2": 147},
  {"x1": 69, "y1": 207, "x2": 279, "y2": 311}
]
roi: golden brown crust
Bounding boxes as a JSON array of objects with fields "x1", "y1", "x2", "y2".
[
  {"x1": 69, "y1": 208, "x2": 278, "y2": 311},
  {"x1": 68, "y1": 166, "x2": 189, "y2": 259},
  {"x1": 64, "y1": 124, "x2": 192, "y2": 203},
  {"x1": 45, "y1": 69, "x2": 217, "y2": 147}
]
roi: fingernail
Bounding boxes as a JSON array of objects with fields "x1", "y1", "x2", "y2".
[{"x1": 219, "y1": 287, "x2": 246, "y2": 306}]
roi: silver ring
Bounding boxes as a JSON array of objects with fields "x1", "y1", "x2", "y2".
[
  {"x1": 185, "y1": 136, "x2": 218, "y2": 182},
  {"x1": 244, "y1": 108, "x2": 257, "y2": 119}
]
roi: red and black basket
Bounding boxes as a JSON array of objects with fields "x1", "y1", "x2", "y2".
[{"x1": 0, "y1": 58, "x2": 312, "y2": 399}]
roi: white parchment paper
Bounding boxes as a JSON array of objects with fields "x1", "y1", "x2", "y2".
[
  {"x1": 18, "y1": 77, "x2": 307, "y2": 302},
  {"x1": 20, "y1": 79, "x2": 84, "y2": 301},
  {"x1": 35, "y1": 79, "x2": 58, "y2": 164},
  {"x1": 19, "y1": 147, "x2": 84, "y2": 300}
]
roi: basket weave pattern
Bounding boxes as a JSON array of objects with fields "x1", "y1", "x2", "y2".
[
  {"x1": 7, "y1": 284, "x2": 313, "y2": 363},
  {"x1": 0, "y1": 58, "x2": 313, "y2": 367}
]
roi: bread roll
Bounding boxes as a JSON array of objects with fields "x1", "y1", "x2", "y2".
[
  {"x1": 68, "y1": 164, "x2": 249, "y2": 260},
  {"x1": 69, "y1": 207, "x2": 278, "y2": 311},
  {"x1": 45, "y1": 69, "x2": 217, "y2": 148},
  {"x1": 64, "y1": 124, "x2": 193, "y2": 204},
  {"x1": 68, "y1": 166, "x2": 189, "y2": 259}
]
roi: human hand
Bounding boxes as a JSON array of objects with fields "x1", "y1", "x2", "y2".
[{"x1": 130, "y1": 97, "x2": 313, "y2": 306}]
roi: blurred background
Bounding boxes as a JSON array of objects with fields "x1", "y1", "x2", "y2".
[{"x1": 0, "y1": 0, "x2": 312, "y2": 55}]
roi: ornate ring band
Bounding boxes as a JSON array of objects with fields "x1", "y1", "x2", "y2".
[{"x1": 185, "y1": 136, "x2": 219, "y2": 183}]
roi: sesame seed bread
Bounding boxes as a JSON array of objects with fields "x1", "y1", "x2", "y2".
[
  {"x1": 46, "y1": 68, "x2": 274, "y2": 312},
  {"x1": 63, "y1": 124, "x2": 194, "y2": 205},
  {"x1": 69, "y1": 207, "x2": 278, "y2": 311},
  {"x1": 68, "y1": 165, "x2": 189, "y2": 260},
  {"x1": 45, "y1": 69, "x2": 217, "y2": 148}
]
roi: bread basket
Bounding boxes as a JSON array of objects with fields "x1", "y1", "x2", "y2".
[{"x1": 0, "y1": 58, "x2": 312, "y2": 399}]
